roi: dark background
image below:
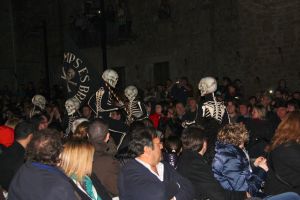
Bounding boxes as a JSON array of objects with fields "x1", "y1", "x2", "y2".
[{"x1": 1, "y1": 0, "x2": 300, "y2": 96}]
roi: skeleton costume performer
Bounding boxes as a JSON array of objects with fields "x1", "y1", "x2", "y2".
[
  {"x1": 198, "y1": 77, "x2": 230, "y2": 124},
  {"x1": 88, "y1": 69, "x2": 122, "y2": 120},
  {"x1": 29, "y1": 95, "x2": 46, "y2": 118},
  {"x1": 64, "y1": 97, "x2": 81, "y2": 137},
  {"x1": 182, "y1": 77, "x2": 230, "y2": 128},
  {"x1": 124, "y1": 85, "x2": 148, "y2": 123}
]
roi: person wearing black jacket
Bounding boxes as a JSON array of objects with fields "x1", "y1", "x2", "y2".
[
  {"x1": 0, "y1": 121, "x2": 34, "y2": 191},
  {"x1": 264, "y1": 111, "x2": 300, "y2": 195},
  {"x1": 177, "y1": 126, "x2": 246, "y2": 200}
]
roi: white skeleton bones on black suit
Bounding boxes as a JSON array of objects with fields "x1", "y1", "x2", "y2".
[
  {"x1": 65, "y1": 97, "x2": 81, "y2": 136},
  {"x1": 88, "y1": 69, "x2": 121, "y2": 119},
  {"x1": 182, "y1": 77, "x2": 230, "y2": 128},
  {"x1": 199, "y1": 77, "x2": 230, "y2": 124},
  {"x1": 124, "y1": 85, "x2": 148, "y2": 123}
]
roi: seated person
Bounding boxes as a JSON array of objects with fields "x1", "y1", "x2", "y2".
[
  {"x1": 177, "y1": 126, "x2": 246, "y2": 200},
  {"x1": 60, "y1": 139, "x2": 111, "y2": 200},
  {"x1": 163, "y1": 135, "x2": 182, "y2": 169},
  {"x1": 118, "y1": 127, "x2": 194, "y2": 200},
  {"x1": 8, "y1": 129, "x2": 77, "y2": 200},
  {"x1": 212, "y1": 123, "x2": 268, "y2": 197},
  {"x1": 0, "y1": 121, "x2": 34, "y2": 191}
]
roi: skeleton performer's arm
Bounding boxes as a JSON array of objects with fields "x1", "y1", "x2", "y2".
[{"x1": 98, "y1": 88, "x2": 119, "y2": 112}]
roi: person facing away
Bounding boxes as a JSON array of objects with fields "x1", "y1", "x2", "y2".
[
  {"x1": 177, "y1": 126, "x2": 247, "y2": 200},
  {"x1": 118, "y1": 127, "x2": 194, "y2": 200},
  {"x1": 0, "y1": 121, "x2": 34, "y2": 191},
  {"x1": 60, "y1": 139, "x2": 111, "y2": 200},
  {"x1": 264, "y1": 111, "x2": 300, "y2": 195},
  {"x1": 212, "y1": 123, "x2": 268, "y2": 197},
  {"x1": 88, "y1": 119, "x2": 120, "y2": 197},
  {"x1": 8, "y1": 128, "x2": 78, "y2": 200}
]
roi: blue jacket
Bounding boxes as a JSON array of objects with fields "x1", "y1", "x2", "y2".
[
  {"x1": 212, "y1": 142, "x2": 266, "y2": 197},
  {"x1": 118, "y1": 159, "x2": 194, "y2": 200},
  {"x1": 9, "y1": 161, "x2": 77, "y2": 200}
]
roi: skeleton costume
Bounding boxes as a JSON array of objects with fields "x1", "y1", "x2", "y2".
[
  {"x1": 88, "y1": 69, "x2": 121, "y2": 119},
  {"x1": 182, "y1": 77, "x2": 229, "y2": 128},
  {"x1": 199, "y1": 77, "x2": 230, "y2": 124},
  {"x1": 64, "y1": 97, "x2": 81, "y2": 137},
  {"x1": 29, "y1": 95, "x2": 46, "y2": 118},
  {"x1": 124, "y1": 85, "x2": 148, "y2": 123}
]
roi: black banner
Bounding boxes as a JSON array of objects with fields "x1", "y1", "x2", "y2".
[{"x1": 61, "y1": 36, "x2": 101, "y2": 107}]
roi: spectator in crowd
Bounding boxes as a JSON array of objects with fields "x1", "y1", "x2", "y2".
[
  {"x1": 226, "y1": 100, "x2": 239, "y2": 123},
  {"x1": 149, "y1": 103, "x2": 164, "y2": 129},
  {"x1": 60, "y1": 139, "x2": 111, "y2": 200},
  {"x1": 237, "y1": 100, "x2": 251, "y2": 123},
  {"x1": 185, "y1": 97, "x2": 199, "y2": 122},
  {"x1": 175, "y1": 102, "x2": 188, "y2": 122},
  {"x1": 261, "y1": 94, "x2": 273, "y2": 113},
  {"x1": 219, "y1": 76, "x2": 232, "y2": 95},
  {"x1": 0, "y1": 118, "x2": 21, "y2": 148},
  {"x1": 72, "y1": 120, "x2": 89, "y2": 140},
  {"x1": 212, "y1": 123, "x2": 268, "y2": 197},
  {"x1": 82, "y1": 104, "x2": 94, "y2": 120},
  {"x1": 292, "y1": 91, "x2": 300, "y2": 101},
  {"x1": 224, "y1": 84, "x2": 240, "y2": 102},
  {"x1": 273, "y1": 100, "x2": 288, "y2": 127},
  {"x1": 264, "y1": 111, "x2": 300, "y2": 195},
  {"x1": 177, "y1": 126, "x2": 247, "y2": 200},
  {"x1": 170, "y1": 77, "x2": 192, "y2": 104},
  {"x1": 248, "y1": 96, "x2": 258, "y2": 106},
  {"x1": 8, "y1": 128, "x2": 77, "y2": 200},
  {"x1": 71, "y1": 118, "x2": 89, "y2": 135},
  {"x1": 244, "y1": 104, "x2": 274, "y2": 158},
  {"x1": 88, "y1": 119, "x2": 120, "y2": 197},
  {"x1": 0, "y1": 124, "x2": 14, "y2": 148},
  {"x1": 163, "y1": 135, "x2": 182, "y2": 169},
  {"x1": 276, "y1": 79, "x2": 289, "y2": 94},
  {"x1": 287, "y1": 100, "x2": 299, "y2": 113},
  {"x1": 118, "y1": 127, "x2": 194, "y2": 200},
  {"x1": 0, "y1": 121, "x2": 34, "y2": 191},
  {"x1": 30, "y1": 114, "x2": 49, "y2": 131}
]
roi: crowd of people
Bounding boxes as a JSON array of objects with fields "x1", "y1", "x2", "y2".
[{"x1": 0, "y1": 74, "x2": 300, "y2": 200}]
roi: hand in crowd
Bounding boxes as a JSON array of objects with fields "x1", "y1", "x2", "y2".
[{"x1": 254, "y1": 156, "x2": 269, "y2": 172}]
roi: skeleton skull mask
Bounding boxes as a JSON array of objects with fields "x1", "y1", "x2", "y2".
[
  {"x1": 102, "y1": 69, "x2": 118, "y2": 88},
  {"x1": 32, "y1": 95, "x2": 46, "y2": 110},
  {"x1": 198, "y1": 77, "x2": 217, "y2": 96},
  {"x1": 124, "y1": 85, "x2": 138, "y2": 101},
  {"x1": 65, "y1": 98, "x2": 80, "y2": 115}
]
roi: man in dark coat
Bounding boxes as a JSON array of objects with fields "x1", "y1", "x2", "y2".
[
  {"x1": 177, "y1": 126, "x2": 246, "y2": 200},
  {"x1": 8, "y1": 129, "x2": 77, "y2": 200},
  {"x1": 88, "y1": 119, "x2": 120, "y2": 197},
  {"x1": 118, "y1": 127, "x2": 194, "y2": 200},
  {"x1": 0, "y1": 121, "x2": 34, "y2": 191}
]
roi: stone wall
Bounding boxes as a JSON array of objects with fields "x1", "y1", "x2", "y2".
[{"x1": 1, "y1": 0, "x2": 300, "y2": 96}]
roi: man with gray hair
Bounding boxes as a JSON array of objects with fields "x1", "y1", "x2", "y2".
[{"x1": 88, "y1": 119, "x2": 120, "y2": 197}]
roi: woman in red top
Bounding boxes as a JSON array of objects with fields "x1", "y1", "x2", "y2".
[{"x1": 149, "y1": 103, "x2": 163, "y2": 129}]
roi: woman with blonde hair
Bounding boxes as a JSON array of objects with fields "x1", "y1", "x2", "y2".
[
  {"x1": 60, "y1": 139, "x2": 111, "y2": 200},
  {"x1": 264, "y1": 111, "x2": 300, "y2": 195}
]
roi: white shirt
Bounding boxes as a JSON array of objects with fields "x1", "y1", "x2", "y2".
[{"x1": 135, "y1": 158, "x2": 164, "y2": 181}]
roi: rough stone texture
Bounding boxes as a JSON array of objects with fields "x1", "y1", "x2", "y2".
[{"x1": 1, "y1": 0, "x2": 300, "y2": 96}]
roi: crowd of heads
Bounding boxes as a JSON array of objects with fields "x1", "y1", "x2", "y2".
[{"x1": 1, "y1": 76, "x2": 300, "y2": 200}]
